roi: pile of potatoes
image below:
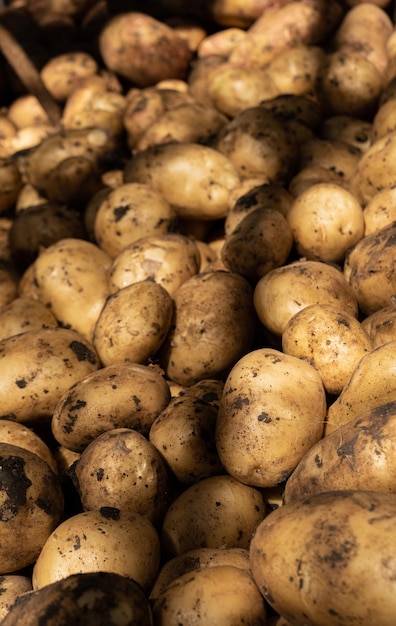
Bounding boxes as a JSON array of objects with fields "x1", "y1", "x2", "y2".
[{"x1": 1, "y1": 0, "x2": 396, "y2": 624}]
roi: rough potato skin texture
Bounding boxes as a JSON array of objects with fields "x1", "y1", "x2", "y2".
[{"x1": 250, "y1": 490, "x2": 396, "y2": 626}]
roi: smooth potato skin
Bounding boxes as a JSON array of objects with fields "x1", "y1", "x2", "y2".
[{"x1": 250, "y1": 490, "x2": 396, "y2": 626}]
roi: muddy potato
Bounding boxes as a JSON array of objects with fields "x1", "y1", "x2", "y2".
[
  {"x1": 285, "y1": 400, "x2": 396, "y2": 503},
  {"x1": 361, "y1": 303, "x2": 396, "y2": 347},
  {"x1": 350, "y1": 129, "x2": 396, "y2": 205},
  {"x1": 52, "y1": 362, "x2": 171, "y2": 451},
  {"x1": 93, "y1": 280, "x2": 173, "y2": 366},
  {"x1": 319, "y1": 115, "x2": 372, "y2": 153},
  {"x1": 250, "y1": 490, "x2": 396, "y2": 626},
  {"x1": 94, "y1": 183, "x2": 177, "y2": 258},
  {"x1": 0, "y1": 575, "x2": 32, "y2": 622},
  {"x1": 0, "y1": 326, "x2": 99, "y2": 425},
  {"x1": 32, "y1": 508, "x2": 160, "y2": 592},
  {"x1": 161, "y1": 474, "x2": 267, "y2": 558},
  {"x1": 0, "y1": 419, "x2": 58, "y2": 473},
  {"x1": 152, "y1": 565, "x2": 267, "y2": 625},
  {"x1": 282, "y1": 303, "x2": 372, "y2": 395},
  {"x1": 33, "y1": 237, "x2": 112, "y2": 340},
  {"x1": 159, "y1": 270, "x2": 256, "y2": 386},
  {"x1": 177, "y1": 378, "x2": 224, "y2": 409},
  {"x1": 216, "y1": 348, "x2": 326, "y2": 488},
  {"x1": 124, "y1": 142, "x2": 240, "y2": 221},
  {"x1": 363, "y1": 187, "x2": 396, "y2": 235},
  {"x1": 74, "y1": 428, "x2": 169, "y2": 525},
  {"x1": 254, "y1": 260, "x2": 359, "y2": 336},
  {"x1": 288, "y1": 164, "x2": 350, "y2": 197},
  {"x1": 0, "y1": 158, "x2": 22, "y2": 214},
  {"x1": 260, "y1": 93, "x2": 323, "y2": 146},
  {"x1": 149, "y1": 394, "x2": 223, "y2": 484},
  {"x1": 344, "y1": 222, "x2": 396, "y2": 315},
  {"x1": 265, "y1": 44, "x2": 325, "y2": 97},
  {"x1": 325, "y1": 340, "x2": 396, "y2": 434},
  {"x1": 298, "y1": 136, "x2": 362, "y2": 184},
  {"x1": 197, "y1": 26, "x2": 246, "y2": 57},
  {"x1": 40, "y1": 52, "x2": 99, "y2": 102},
  {"x1": 0, "y1": 442, "x2": 64, "y2": 574},
  {"x1": 1, "y1": 571, "x2": 153, "y2": 626},
  {"x1": 109, "y1": 233, "x2": 201, "y2": 297}
]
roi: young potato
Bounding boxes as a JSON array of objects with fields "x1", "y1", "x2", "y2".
[
  {"x1": 0, "y1": 158, "x2": 22, "y2": 215},
  {"x1": 93, "y1": 183, "x2": 177, "y2": 258},
  {"x1": 250, "y1": 490, "x2": 396, "y2": 626},
  {"x1": 149, "y1": 394, "x2": 224, "y2": 484},
  {"x1": 344, "y1": 222, "x2": 396, "y2": 315},
  {"x1": 33, "y1": 238, "x2": 112, "y2": 340},
  {"x1": 0, "y1": 575, "x2": 32, "y2": 622},
  {"x1": 32, "y1": 509, "x2": 161, "y2": 592},
  {"x1": 361, "y1": 303, "x2": 396, "y2": 347},
  {"x1": 282, "y1": 303, "x2": 372, "y2": 395},
  {"x1": 286, "y1": 182, "x2": 365, "y2": 264},
  {"x1": 288, "y1": 164, "x2": 350, "y2": 198},
  {"x1": 159, "y1": 270, "x2": 256, "y2": 386},
  {"x1": 350, "y1": 129, "x2": 396, "y2": 205},
  {"x1": 253, "y1": 260, "x2": 359, "y2": 336},
  {"x1": 284, "y1": 400, "x2": 396, "y2": 503},
  {"x1": 51, "y1": 362, "x2": 171, "y2": 451},
  {"x1": 325, "y1": 341, "x2": 396, "y2": 434},
  {"x1": 319, "y1": 115, "x2": 372, "y2": 153},
  {"x1": 74, "y1": 428, "x2": 169, "y2": 525},
  {"x1": 124, "y1": 142, "x2": 240, "y2": 221},
  {"x1": 265, "y1": 44, "x2": 325, "y2": 97},
  {"x1": 298, "y1": 136, "x2": 362, "y2": 182},
  {"x1": 93, "y1": 280, "x2": 173, "y2": 366},
  {"x1": 152, "y1": 565, "x2": 267, "y2": 626},
  {"x1": 7, "y1": 94, "x2": 50, "y2": 128},
  {"x1": 363, "y1": 187, "x2": 396, "y2": 235},
  {"x1": 0, "y1": 442, "x2": 64, "y2": 574},
  {"x1": 176, "y1": 378, "x2": 225, "y2": 409},
  {"x1": 0, "y1": 327, "x2": 99, "y2": 425},
  {"x1": 0, "y1": 419, "x2": 58, "y2": 474},
  {"x1": 108, "y1": 232, "x2": 201, "y2": 296},
  {"x1": 216, "y1": 348, "x2": 326, "y2": 488},
  {"x1": 161, "y1": 474, "x2": 267, "y2": 558},
  {"x1": 197, "y1": 26, "x2": 247, "y2": 58},
  {"x1": 260, "y1": 93, "x2": 324, "y2": 145},
  {"x1": 40, "y1": 51, "x2": 99, "y2": 101},
  {"x1": 371, "y1": 98, "x2": 396, "y2": 142}
]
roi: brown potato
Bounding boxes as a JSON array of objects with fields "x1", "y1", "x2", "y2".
[
  {"x1": 319, "y1": 115, "x2": 372, "y2": 152},
  {"x1": 0, "y1": 575, "x2": 32, "y2": 622},
  {"x1": 40, "y1": 52, "x2": 99, "y2": 101},
  {"x1": 297, "y1": 136, "x2": 362, "y2": 183}
]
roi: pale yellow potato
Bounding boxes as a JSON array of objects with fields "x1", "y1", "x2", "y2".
[
  {"x1": 187, "y1": 54, "x2": 229, "y2": 107},
  {"x1": 298, "y1": 137, "x2": 362, "y2": 183},
  {"x1": 286, "y1": 182, "x2": 365, "y2": 263},
  {"x1": 124, "y1": 142, "x2": 240, "y2": 221},
  {"x1": 363, "y1": 187, "x2": 396, "y2": 235},
  {"x1": 0, "y1": 419, "x2": 58, "y2": 474},
  {"x1": 165, "y1": 17, "x2": 207, "y2": 54},
  {"x1": 0, "y1": 575, "x2": 32, "y2": 622},
  {"x1": 32, "y1": 509, "x2": 161, "y2": 592},
  {"x1": 108, "y1": 232, "x2": 201, "y2": 296},
  {"x1": 94, "y1": 183, "x2": 177, "y2": 258},
  {"x1": 265, "y1": 44, "x2": 325, "y2": 97},
  {"x1": 51, "y1": 362, "x2": 171, "y2": 451},
  {"x1": 93, "y1": 280, "x2": 173, "y2": 366},
  {"x1": 215, "y1": 348, "x2": 326, "y2": 488},
  {"x1": 254, "y1": 260, "x2": 359, "y2": 336},
  {"x1": 40, "y1": 51, "x2": 99, "y2": 101},
  {"x1": 7, "y1": 94, "x2": 50, "y2": 129},
  {"x1": 33, "y1": 238, "x2": 112, "y2": 340},
  {"x1": 361, "y1": 304, "x2": 396, "y2": 347},
  {"x1": 325, "y1": 341, "x2": 396, "y2": 434},
  {"x1": 349, "y1": 130, "x2": 396, "y2": 205},
  {"x1": 197, "y1": 27, "x2": 246, "y2": 58},
  {"x1": 371, "y1": 99, "x2": 396, "y2": 142},
  {"x1": 288, "y1": 165, "x2": 350, "y2": 198},
  {"x1": 15, "y1": 183, "x2": 47, "y2": 212},
  {"x1": 61, "y1": 75, "x2": 115, "y2": 126},
  {"x1": 282, "y1": 303, "x2": 372, "y2": 395}
]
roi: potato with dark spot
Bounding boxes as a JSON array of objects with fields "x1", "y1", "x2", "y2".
[
  {"x1": 361, "y1": 303, "x2": 396, "y2": 347},
  {"x1": 0, "y1": 574, "x2": 32, "y2": 622},
  {"x1": 250, "y1": 490, "x2": 396, "y2": 626},
  {"x1": 0, "y1": 420, "x2": 58, "y2": 474},
  {"x1": 0, "y1": 442, "x2": 64, "y2": 574},
  {"x1": 0, "y1": 297, "x2": 58, "y2": 343}
]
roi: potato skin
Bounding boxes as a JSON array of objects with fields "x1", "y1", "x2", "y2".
[{"x1": 250, "y1": 490, "x2": 396, "y2": 626}]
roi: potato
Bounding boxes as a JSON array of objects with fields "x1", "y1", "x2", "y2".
[
  {"x1": 108, "y1": 233, "x2": 201, "y2": 297},
  {"x1": 0, "y1": 575, "x2": 32, "y2": 622},
  {"x1": 371, "y1": 98, "x2": 396, "y2": 142},
  {"x1": 281, "y1": 303, "x2": 372, "y2": 395},
  {"x1": 0, "y1": 263, "x2": 19, "y2": 310},
  {"x1": 284, "y1": 400, "x2": 396, "y2": 503},
  {"x1": 288, "y1": 164, "x2": 350, "y2": 197},
  {"x1": 319, "y1": 115, "x2": 372, "y2": 153},
  {"x1": 0, "y1": 158, "x2": 22, "y2": 214},
  {"x1": 159, "y1": 270, "x2": 256, "y2": 386},
  {"x1": 161, "y1": 474, "x2": 267, "y2": 558},
  {"x1": 149, "y1": 394, "x2": 223, "y2": 484},
  {"x1": 197, "y1": 27, "x2": 247, "y2": 58},
  {"x1": 260, "y1": 93, "x2": 323, "y2": 145},
  {"x1": 176, "y1": 378, "x2": 225, "y2": 409},
  {"x1": 363, "y1": 187, "x2": 396, "y2": 235},
  {"x1": 325, "y1": 340, "x2": 396, "y2": 434},
  {"x1": 250, "y1": 490, "x2": 396, "y2": 626},
  {"x1": 99, "y1": 12, "x2": 192, "y2": 87},
  {"x1": 253, "y1": 260, "x2": 359, "y2": 336},
  {"x1": 92, "y1": 280, "x2": 173, "y2": 366},
  {"x1": 298, "y1": 136, "x2": 362, "y2": 183},
  {"x1": 51, "y1": 362, "x2": 171, "y2": 451},
  {"x1": 0, "y1": 442, "x2": 64, "y2": 574},
  {"x1": 1, "y1": 572, "x2": 153, "y2": 626},
  {"x1": 152, "y1": 565, "x2": 267, "y2": 626},
  {"x1": 0, "y1": 327, "x2": 99, "y2": 425},
  {"x1": 32, "y1": 508, "x2": 161, "y2": 592},
  {"x1": 40, "y1": 51, "x2": 99, "y2": 101},
  {"x1": 124, "y1": 142, "x2": 240, "y2": 221},
  {"x1": 0, "y1": 419, "x2": 58, "y2": 473},
  {"x1": 349, "y1": 130, "x2": 396, "y2": 205},
  {"x1": 93, "y1": 183, "x2": 177, "y2": 258},
  {"x1": 286, "y1": 182, "x2": 365, "y2": 263},
  {"x1": 264, "y1": 44, "x2": 325, "y2": 98},
  {"x1": 215, "y1": 348, "x2": 326, "y2": 488},
  {"x1": 33, "y1": 238, "x2": 112, "y2": 340},
  {"x1": 221, "y1": 206, "x2": 293, "y2": 279},
  {"x1": 361, "y1": 303, "x2": 396, "y2": 347},
  {"x1": 344, "y1": 222, "x2": 396, "y2": 315},
  {"x1": 74, "y1": 428, "x2": 169, "y2": 525}
]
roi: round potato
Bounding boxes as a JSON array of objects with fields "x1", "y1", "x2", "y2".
[
  {"x1": 361, "y1": 303, "x2": 396, "y2": 347},
  {"x1": 363, "y1": 187, "x2": 396, "y2": 235},
  {"x1": 0, "y1": 419, "x2": 58, "y2": 474},
  {"x1": 40, "y1": 52, "x2": 98, "y2": 101},
  {"x1": 0, "y1": 297, "x2": 58, "y2": 342},
  {"x1": 0, "y1": 575, "x2": 32, "y2": 622}
]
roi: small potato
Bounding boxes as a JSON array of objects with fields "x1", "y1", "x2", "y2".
[
  {"x1": 51, "y1": 362, "x2": 171, "y2": 451},
  {"x1": 197, "y1": 27, "x2": 247, "y2": 58},
  {"x1": 282, "y1": 303, "x2": 372, "y2": 395},
  {"x1": 40, "y1": 52, "x2": 99, "y2": 101},
  {"x1": 362, "y1": 187, "x2": 396, "y2": 235},
  {"x1": 124, "y1": 142, "x2": 240, "y2": 221},
  {"x1": 286, "y1": 182, "x2": 365, "y2": 264},
  {"x1": 0, "y1": 419, "x2": 58, "y2": 474},
  {"x1": 265, "y1": 44, "x2": 325, "y2": 97},
  {"x1": 288, "y1": 165, "x2": 350, "y2": 197},
  {"x1": 0, "y1": 575, "x2": 32, "y2": 622},
  {"x1": 319, "y1": 115, "x2": 372, "y2": 153},
  {"x1": 371, "y1": 99, "x2": 396, "y2": 142},
  {"x1": 361, "y1": 303, "x2": 396, "y2": 347},
  {"x1": 93, "y1": 183, "x2": 177, "y2": 258},
  {"x1": 298, "y1": 137, "x2": 362, "y2": 182},
  {"x1": 250, "y1": 490, "x2": 396, "y2": 626},
  {"x1": 254, "y1": 260, "x2": 359, "y2": 336},
  {"x1": 108, "y1": 233, "x2": 201, "y2": 297},
  {"x1": 93, "y1": 280, "x2": 173, "y2": 366},
  {"x1": 7, "y1": 94, "x2": 50, "y2": 128},
  {"x1": 161, "y1": 474, "x2": 267, "y2": 558},
  {"x1": 216, "y1": 348, "x2": 326, "y2": 488},
  {"x1": 349, "y1": 130, "x2": 396, "y2": 205}
]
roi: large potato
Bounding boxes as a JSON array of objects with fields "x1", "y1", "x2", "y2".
[
  {"x1": 250, "y1": 490, "x2": 396, "y2": 626},
  {"x1": 215, "y1": 348, "x2": 326, "y2": 488}
]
